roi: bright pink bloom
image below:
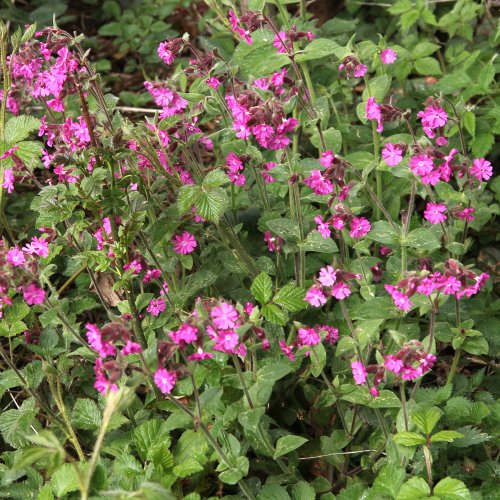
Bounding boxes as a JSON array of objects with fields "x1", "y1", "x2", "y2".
[
  {"x1": 143, "y1": 268, "x2": 161, "y2": 283},
  {"x1": 381, "y1": 143, "x2": 403, "y2": 166},
  {"x1": 438, "y1": 275, "x2": 461, "y2": 295},
  {"x1": 158, "y1": 42, "x2": 176, "y2": 65},
  {"x1": 188, "y1": 348, "x2": 214, "y2": 361},
  {"x1": 331, "y1": 282, "x2": 351, "y2": 300},
  {"x1": 214, "y1": 330, "x2": 239, "y2": 353},
  {"x1": 384, "y1": 355, "x2": 403, "y2": 374},
  {"x1": 380, "y1": 246, "x2": 392, "y2": 256},
  {"x1": 320, "y1": 325, "x2": 339, "y2": 344},
  {"x1": 170, "y1": 324, "x2": 198, "y2": 344},
  {"x1": 147, "y1": 297, "x2": 166, "y2": 316},
  {"x1": 349, "y1": 217, "x2": 371, "y2": 238},
  {"x1": 456, "y1": 207, "x2": 475, "y2": 222},
  {"x1": 305, "y1": 286, "x2": 327, "y2": 307},
  {"x1": 380, "y1": 48, "x2": 397, "y2": 64},
  {"x1": 401, "y1": 366, "x2": 422, "y2": 381},
  {"x1": 244, "y1": 302, "x2": 254, "y2": 315},
  {"x1": 409, "y1": 155, "x2": 434, "y2": 176},
  {"x1": 123, "y1": 259, "x2": 142, "y2": 274},
  {"x1": 351, "y1": 361, "x2": 367, "y2": 385},
  {"x1": 279, "y1": 340, "x2": 295, "y2": 361},
  {"x1": 206, "y1": 77, "x2": 221, "y2": 89},
  {"x1": 154, "y1": 368, "x2": 177, "y2": 394},
  {"x1": 318, "y1": 266, "x2": 337, "y2": 287},
  {"x1": 424, "y1": 203, "x2": 447, "y2": 224},
  {"x1": 23, "y1": 284, "x2": 46, "y2": 306},
  {"x1": 417, "y1": 277, "x2": 436, "y2": 296},
  {"x1": 22, "y1": 236, "x2": 49, "y2": 258},
  {"x1": 85, "y1": 323, "x2": 116, "y2": 358},
  {"x1": 418, "y1": 105, "x2": 448, "y2": 132},
  {"x1": 172, "y1": 232, "x2": 197, "y2": 254},
  {"x1": 122, "y1": 341, "x2": 142, "y2": 356},
  {"x1": 366, "y1": 97, "x2": 383, "y2": 132},
  {"x1": 298, "y1": 327, "x2": 321, "y2": 347},
  {"x1": 353, "y1": 64, "x2": 367, "y2": 78},
  {"x1": 320, "y1": 150, "x2": 334, "y2": 168},
  {"x1": 385, "y1": 285, "x2": 412, "y2": 311},
  {"x1": 273, "y1": 31, "x2": 292, "y2": 54},
  {"x1": 1, "y1": 169, "x2": 14, "y2": 193},
  {"x1": 304, "y1": 169, "x2": 333, "y2": 195},
  {"x1": 94, "y1": 358, "x2": 118, "y2": 394},
  {"x1": 471, "y1": 158, "x2": 492, "y2": 181},
  {"x1": 211, "y1": 303, "x2": 239, "y2": 330},
  {"x1": 7, "y1": 247, "x2": 25, "y2": 267},
  {"x1": 314, "y1": 215, "x2": 331, "y2": 238}
]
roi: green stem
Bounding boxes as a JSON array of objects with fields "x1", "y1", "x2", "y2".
[
  {"x1": 400, "y1": 382, "x2": 409, "y2": 431},
  {"x1": 251, "y1": 164, "x2": 270, "y2": 211},
  {"x1": 447, "y1": 348, "x2": 462, "y2": 386}
]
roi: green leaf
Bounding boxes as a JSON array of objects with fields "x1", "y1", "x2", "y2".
[
  {"x1": 309, "y1": 342, "x2": 326, "y2": 377},
  {"x1": 412, "y1": 407, "x2": 442, "y2": 434},
  {"x1": 203, "y1": 169, "x2": 228, "y2": 187},
  {"x1": 219, "y1": 456, "x2": 249, "y2": 485},
  {"x1": 433, "y1": 477, "x2": 470, "y2": 499},
  {"x1": 251, "y1": 272, "x2": 273, "y2": 305},
  {"x1": 273, "y1": 284, "x2": 306, "y2": 312},
  {"x1": 463, "y1": 111, "x2": 476, "y2": 138},
  {"x1": 393, "y1": 432, "x2": 427, "y2": 447},
  {"x1": 257, "y1": 484, "x2": 291, "y2": 500},
  {"x1": 177, "y1": 184, "x2": 201, "y2": 214},
  {"x1": 72, "y1": 399, "x2": 102, "y2": 431},
  {"x1": 368, "y1": 221, "x2": 400, "y2": 245},
  {"x1": 369, "y1": 390, "x2": 402, "y2": 408},
  {"x1": 430, "y1": 430, "x2": 464, "y2": 443},
  {"x1": 51, "y1": 463, "x2": 80, "y2": 497},
  {"x1": 462, "y1": 336, "x2": 488, "y2": 355},
  {"x1": 291, "y1": 481, "x2": 316, "y2": 500},
  {"x1": 196, "y1": 186, "x2": 228, "y2": 222},
  {"x1": 363, "y1": 75, "x2": 391, "y2": 101},
  {"x1": 266, "y1": 218, "x2": 300, "y2": 242},
  {"x1": 471, "y1": 132, "x2": 494, "y2": 158},
  {"x1": 372, "y1": 463, "x2": 406, "y2": 499},
  {"x1": 412, "y1": 41, "x2": 440, "y2": 58},
  {"x1": 238, "y1": 407, "x2": 266, "y2": 434},
  {"x1": 397, "y1": 477, "x2": 430, "y2": 499},
  {"x1": 273, "y1": 435, "x2": 308, "y2": 459},
  {"x1": 311, "y1": 127, "x2": 342, "y2": 153},
  {"x1": 0, "y1": 399, "x2": 38, "y2": 448},
  {"x1": 294, "y1": 38, "x2": 340, "y2": 62},
  {"x1": 406, "y1": 227, "x2": 441, "y2": 251},
  {"x1": 414, "y1": 57, "x2": 442, "y2": 75},
  {"x1": 3, "y1": 302, "x2": 30, "y2": 323},
  {"x1": 133, "y1": 419, "x2": 170, "y2": 461},
  {"x1": 262, "y1": 303, "x2": 287, "y2": 326},
  {"x1": 4, "y1": 115, "x2": 41, "y2": 143},
  {"x1": 300, "y1": 231, "x2": 339, "y2": 253}
]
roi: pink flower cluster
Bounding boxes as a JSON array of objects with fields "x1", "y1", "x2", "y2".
[
  {"x1": 279, "y1": 324, "x2": 338, "y2": 361},
  {"x1": 351, "y1": 341, "x2": 436, "y2": 396},
  {"x1": 157, "y1": 38, "x2": 184, "y2": 65},
  {"x1": 273, "y1": 27, "x2": 315, "y2": 55},
  {"x1": 338, "y1": 55, "x2": 367, "y2": 79},
  {"x1": 264, "y1": 231, "x2": 284, "y2": 253},
  {"x1": 144, "y1": 81, "x2": 188, "y2": 118},
  {"x1": 314, "y1": 209, "x2": 371, "y2": 240},
  {"x1": 86, "y1": 322, "x2": 142, "y2": 394},
  {"x1": 418, "y1": 103, "x2": 448, "y2": 141},
  {"x1": 226, "y1": 153, "x2": 246, "y2": 186},
  {"x1": 228, "y1": 9, "x2": 265, "y2": 45},
  {"x1": 305, "y1": 266, "x2": 361, "y2": 307},
  {"x1": 385, "y1": 258, "x2": 489, "y2": 311}
]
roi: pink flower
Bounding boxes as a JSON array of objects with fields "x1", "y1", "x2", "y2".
[
  {"x1": 244, "y1": 302, "x2": 254, "y2": 315},
  {"x1": 211, "y1": 303, "x2": 239, "y2": 330},
  {"x1": 418, "y1": 105, "x2": 448, "y2": 132},
  {"x1": 417, "y1": 277, "x2": 436, "y2": 296},
  {"x1": 122, "y1": 341, "x2": 142, "y2": 356},
  {"x1": 331, "y1": 282, "x2": 351, "y2": 300},
  {"x1": 188, "y1": 348, "x2": 214, "y2": 361},
  {"x1": 298, "y1": 327, "x2": 321, "y2": 347},
  {"x1": 401, "y1": 365, "x2": 422, "y2": 381},
  {"x1": 420, "y1": 353, "x2": 436, "y2": 373},
  {"x1": 22, "y1": 236, "x2": 49, "y2": 258},
  {"x1": 424, "y1": 203, "x2": 447, "y2": 224},
  {"x1": 170, "y1": 324, "x2": 198, "y2": 344},
  {"x1": 456, "y1": 207, "x2": 475, "y2": 222},
  {"x1": 2, "y1": 169, "x2": 14, "y2": 193},
  {"x1": 351, "y1": 361, "x2": 367, "y2": 385},
  {"x1": 158, "y1": 42, "x2": 176, "y2": 65},
  {"x1": 409, "y1": 155, "x2": 434, "y2": 176},
  {"x1": 143, "y1": 268, "x2": 161, "y2": 284},
  {"x1": 85, "y1": 323, "x2": 116, "y2": 358},
  {"x1": 214, "y1": 330, "x2": 239, "y2": 353},
  {"x1": 349, "y1": 217, "x2": 371, "y2": 238},
  {"x1": 154, "y1": 368, "x2": 177, "y2": 394},
  {"x1": 172, "y1": 232, "x2": 197, "y2": 254},
  {"x1": 314, "y1": 216, "x2": 331, "y2": 238},
  {"x1": 273, "y1": 31, "x2": 291, "y2": 54},
  {"x1": 318, "y1": 266, "x2": 337, "y2": 287},
  {"x1": 382, "y1": 143, "x2": 404, "y2": 166},
  {"x1": 124, "y1": 259, "x2": 142, "y2": 274},
  {"x1": 438, "y1": 275, "x2": 461, "y2": 295},
  {"x1": 304, "y1": 169, "x2": 333, "y2": 195},
  {"x1": 320, "y1": 325, "x2": 339, "y2": 344},
  {"x1": 386, "y1": 287, "x2": 412, "y2": 311},
  {"x1": 370, "y1": 387, "x2": 379, "y2": 397},
  {"x1": 147, "y1": 297, "x2": 166, "y2": 316},
  {"x1": 279, "y1": 340, "x2": 295, "y2": 361},
  {"x1": 305, "y1": 286, "x2": 327, "y2": 307},
  {"x1": 320, "y1": 150, "x2": 334, "y2": 168},
  {"x1": 206, "y1": 76, "x2": 221, "y2": 89},
  {"x1": 353, "y1": 64, "x2": 367, "y2": 78},
  {"x1": 380, "y1": 48, "x2": 397, "y2": 65},
  {"x1": 7, "y1": 247, "x2": 25, "y2": 267},
  {"x1": 470, "y1": 158, "x2": 492, "y2": 181},
  {"x1": 264, "y1": 231, "x2": 283, "y2": 253},
  {"x1": 94, "y1": 358, "x2": 118, "y2": 394},
  {"x1": 366, "y1": 97, "x2": 383, "y2": 132},
  {"x1": 23, "y1": 283, "x2": 46, "y2": 306},
  {"x1": 384, "y1": 355, "x2": 403, "y2": 374}
]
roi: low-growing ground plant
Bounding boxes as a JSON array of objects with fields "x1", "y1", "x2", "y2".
[{"x1": 0, "y1": 1, "x2": 498, "y2": 499}]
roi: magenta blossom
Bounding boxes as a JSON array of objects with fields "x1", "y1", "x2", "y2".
[
  {"x1": 170, "y1": 324, "x2": 198, "y2": 344},
  {"x1": 331, "y1": 281, "x2": 351, "y2": 300},
  {"x1": 320, "y1": 150, "x2": 334, "y2": 168},
  {"x1": 305, "y1": 287, "x2": 327, "y2": 308},
  {"x1": 409, "y1": 155, "x2": 434, "y2": 176},
  {"x1": 366, "y1": 97, "x2": 383, "y2": 132},
  {"x1": 380, "y1": 48, "x2": 397, "y2": 64},
  {"x1": 353, "y1": 64, "x2": 367, "y2": 78},
  {"x1": 154, "y1": 368, "x2": 177, "y2": 394},
  {"x1": 7, "y1": 247, "x2": 25, "y2": 267},
  {"x1": 279, "y1": 340, "x2": 295, "y2": 361},
  {"x1": 122, "y1": 341, "x2": 142, "y2": 356},
  {"x1": 314, "y1": 215, "x2": 331, "y2": 238},
  {"x1": 424, "y1": 203, "x2": 447, "y2": 224},
  {"x1": 172, "y1": 232, "x2": 197, "y2": 254},
  {"x1": 85, "y1": 323, "x2": 116, "y2": 358},
  {"x1": 349, "y1": 217, "x2": 371, "y2": 238},
  {"x1": 351, "y1": 361, "x2": 367, "y2": 385},
  {"x1": 23, "y1": 284, "x2": 46, "y2": 306},
  {"x1": 318, "y1": 266, "x2": 337, "y2": 287},
  {"x1": 470, "y1": 158, "x2": 492, "y2": 181},
  {"x1": 211, "y1": 303, "x2": 239, "y2": 330},
  {"x1": 298, "y1": 327, "x2": 321, "y2": 347},
  {"x1": 381, "y1": 143, "x2": 404, "y2": 166},
  {"x1": 147, "y1": 297, "x2": 166, "y2": 316}
]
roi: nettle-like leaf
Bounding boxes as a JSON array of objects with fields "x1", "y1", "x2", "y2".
[
  {"x1": 412, "y1": 406, "x2": 443, "y2": 435},
  {"x1": 4, "y1": 115, "x2": 41, "y2": 144},
  {"x1": 251, "y1": 272, "x2": 273, "y2": 305},
  {"x1": 273, "y1": 284, "x2": 306, "y2": 313},
  {"x1": 273, "y1": 435, "x2": 309, "y2": 459}
]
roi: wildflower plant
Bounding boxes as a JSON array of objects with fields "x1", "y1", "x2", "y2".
[{"x1": 0, "y1": 1, "x2": 498, "y2": 498}]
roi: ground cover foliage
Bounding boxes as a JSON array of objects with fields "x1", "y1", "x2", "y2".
[{"x1": 0, "y1": 0, "x2": 498, "y2": 498}]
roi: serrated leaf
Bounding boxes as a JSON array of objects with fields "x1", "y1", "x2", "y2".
[
  {"x1": 430, "y1": 430, "x2": 463, "y2": 443},
  {"x1": 309, "y1": 342, "x2": 326, "y2": 377},
  {"x1": 373, "y1": 463, "x2": 406, "y2": 499},
  {"x1": 397, "y1": 477, "x2": 430, "y2": 499},
  {"x1": 203, "y1": 169, "x2": 228, "y2": 187},
  {"x1": 412, "y1": 406, "x2": 442, "y2": 434},
  {"x1": 0, "y1": 399, "x2": 38, "y2": 448},
  {"x1": 463, "y1": 111, "x2": 476, "y2": 138},
  {"x1": 273, "y1": 284, "x2": 306, "y2": 312},
  {"x1": 71, "y1": 399, "x2": 101, "y2": 431},
  {"x1": 433, "y1": 477, "x2": 470, "y2": 499},
  {"x1": 393, "y1": 432, "x2": 426, "y2": 447},
  {"x1": 273, "y1": 435, "x2": 308, "y2": 459},
  {"x1": 291, "y1": 481, "x2": 316, "y2": 500},
  {"x1": 251, "y1": 272, "x2": 273, "y2": 305},
  {"x1": 50, "y1": 463, "x2": 80, "y2": 497},
  {"x1": 414, "y1": 57, "x2": 442, "y2": 76},
  {"x1": 177, "y1": 184, "x2": 201, "y2": 214},
  {"x1": 5, "y1": 115, "x2": 41, "y2": 143},
  {"x1": 262, "y1": 303, "x2": 287, "y2": 325},
  {"x1": 196, "y1": 186, "x2": 228, "y2": 222},
  {"x1": 412, "y1": 41, "x2": 440, "y2": 58},
  {"x1": 134, "y1": 419, "x2": 170, "y2": 461}
]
